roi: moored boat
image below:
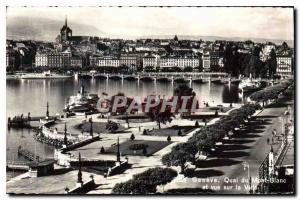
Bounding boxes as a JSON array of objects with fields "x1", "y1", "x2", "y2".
[
  {"x1": 64, "y1": 85, "x2": 99, "y2": 114},
  {"x1": 21, "y1": 71, "x2": 72, "y2": 79}
]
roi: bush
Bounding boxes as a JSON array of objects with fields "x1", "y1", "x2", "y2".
[
  {"x1": 209, "y1": 107, "x2": 219, "y2": 111},
  {"x1": 130, "y1": 133, "x2": 135, "y2": 141},
  {"x1": 112, "y1": 179, "x2": 156, "y2": 194},
  {"x1": 143, "y1": 129, "x2": 148, "y2": 135},
  {"x1": 167, "y1": 135, "x2": 171, "y2": 142},
  {"x1": 129, "y1": 143, "x2": 148, "y2": 151},
  {"x1": 215, "y1": 110, "x2": 218, "y2": 116},
  {"x1": 105, "y1": 121, "x2": 119, "y2": 132},
  {"x1": 100, "y1": 146, "x2": 105, "y2": 154}
]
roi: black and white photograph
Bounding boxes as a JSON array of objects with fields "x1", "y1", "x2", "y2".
[{"x1": 5, "y1": 5, "x2": 295, "y2": 195}]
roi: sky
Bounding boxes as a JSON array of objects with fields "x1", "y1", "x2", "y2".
[{"x1": 6, "y1": 7, "x2": 294, "y2": 41}]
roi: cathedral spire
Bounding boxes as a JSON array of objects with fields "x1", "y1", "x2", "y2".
[{"x1": 65, "y1": 15, "x2": 67, "y2": 27}]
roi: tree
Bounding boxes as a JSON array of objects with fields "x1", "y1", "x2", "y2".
[
  {"x1": 146, "y1": 98, "x2": 174, "y2": 129},
  {"x1": 249, "y1": 83, "x2": 290, "y2": 106},
  {"x1": 267, "y1": 49, "x2": 277, "y2": 78},
  {"x1": 105, "y1": 121, "x2": 119, "y2": 133},
  {"x1": 162, "y1": 150, "x2": 190, "y2": 174},
  {"x1": 173, "y1": 142, "x2": 198, "y2": 164},
  {"x1": 130, "y1": 133, "x2": 135, "y2": 141},
  {"x1": 173, "y1": 84, "x2": 198, "y2": 113},
  {"x1": 144, "y1": 66, "x2": 155, "y2": 72},
  {"x1": 223, "y1": 43, "x2": 240, "y2": 76},
  {"x1": 183, "y1": 66, "x2": 193, "y2": 72},
  {"x1": 109, "y1": 92, "x2": 133, "y2": 114},
  {"x1": 174, "y1": 35, "x2": 178, "y2": 41},
  {"x1": 192, "y1": 131, "x2": 214, "y2": 155}
]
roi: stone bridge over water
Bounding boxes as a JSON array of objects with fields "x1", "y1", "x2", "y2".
[{"x1": 77, "y1": 72, "x2": 241, "y2": 85}]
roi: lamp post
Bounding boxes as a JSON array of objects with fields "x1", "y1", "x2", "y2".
[{"x1": 243, "y1": 161, "x2": 253, "y2": 194}]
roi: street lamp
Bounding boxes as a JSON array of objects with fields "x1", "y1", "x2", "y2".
[{"x1": 242, "y1": 161, "x2": 253, "y2": 194}]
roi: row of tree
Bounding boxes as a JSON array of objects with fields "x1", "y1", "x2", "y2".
[
  {"x1": 161, "y1": 103, "x2": 260, "y2": 174},
  {"x1": 250, "y1": 79, "x2": 294, "y2": 106},
  {"x1": 112, "y1": 167, "x2": 177, "y2": 194}
]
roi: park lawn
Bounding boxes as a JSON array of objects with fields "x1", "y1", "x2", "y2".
[
  {"x1": 110, "y1": 113, "x2": 152, "y2": 123},
  {"x1": 145, "y1": 125, "x2": 196, "y2": 137},
  {"x1": 198, "y1": 106, "x2": 233, "y2": 113},
  {"x1": 77, "y1": 121, "x2": 126, "y2": 133},
  {"x1": 104, "y1": 140, "x2": 172, "y2": 156}
]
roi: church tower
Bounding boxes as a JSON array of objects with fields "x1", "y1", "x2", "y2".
[{"x1": 60, "y1": 16, "x2": 72, "y2": 42}]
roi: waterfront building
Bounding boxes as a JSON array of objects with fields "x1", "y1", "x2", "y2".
[
  {"x1": 47, "y1": 50, "x2": 71, "y2": 68},
  {"x1": 97, "y1": 56, "x2": 120, "y2": 68},
  {"x1": 202, "y1": 52, "x2": 211, "y2": 71},
  {"x1": 276, "y1": 54, "x2": 293, "y2": 76},
  {"x1": 70, "y1": 56, "x2": 83, "y2": 68},
  {"x1": 6, "y1": 48, "x2": 19, "y2": 68},
  {"x1": 35, "y1": 52, "x2": 48, "y2": 67},
  {"x1": 120, "y1": 54, "x2": 137, "y2": 71},
  {"x1": 159, "y1": 56, "x2": 199, "y2": 70},
  {"x1": 89, "y1": 55, "x2": 100, "y2": 67},
  {"x1": 142, "y1": 54, "x2": 159, "y2": 69},
  {"x1": 209, "y1": 50, "x2": 221, "y2": 71}
]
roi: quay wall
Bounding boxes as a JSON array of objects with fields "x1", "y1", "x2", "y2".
[{"x1": 54, "y1": 135, "x2": 100, "y2": 167}]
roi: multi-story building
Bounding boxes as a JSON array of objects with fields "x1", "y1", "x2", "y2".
[
  {"x1": 142, "y1": 55, "x2": 159, "y2": 69},
  {"x1": 120, "y1": 54, "x2": 137, "y2": 71},
  {"x1": 70, "y1": 56, "x2": 83, "y2": 68},
  {"x1": 35, "y1": 52, "x2": 48, "y2": 67},
  {"x1": 202, "y1": 52, "x2": 211, "y2": 71},
  {"x1": 276, "y1": 54, "x2": 293, "y2": 76},
  {"x1": 209, "y1": 50, "x2": 220, "y2": 71},
  {"x1": 97, "y1": 56, "x2": 120, "y2": 68},
  {"x1": 159, "y1": 56, "x2": 199, "y2": 70},
  {"x1": 6, "y1": 48, "x2": 19, "y2": 68},
  {"x1": 47, "y1": 51, "x2": 71, "y2": 68}
]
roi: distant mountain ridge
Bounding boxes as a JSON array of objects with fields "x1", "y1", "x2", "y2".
[
  {"x1": 7, "y1": 16, "x2": 293, "y2": 47},
  {"x1": 6, "y1": 16, "x2": 105, "y2": 42},
  {"x1": 136, "y1": 35, "x2": 293, "y2": 47}
]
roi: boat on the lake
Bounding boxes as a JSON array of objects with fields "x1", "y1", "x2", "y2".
[
  {"x1": 64, "y1": 85, "x2": 99, "y2": 114},
  {"x1": 238, "y1": 79, "x2": 262, "y2": 95}
]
